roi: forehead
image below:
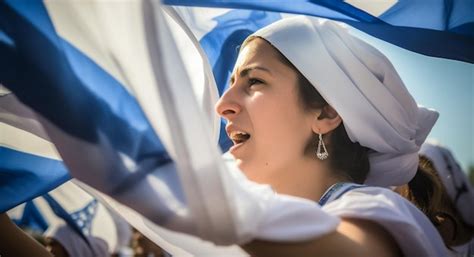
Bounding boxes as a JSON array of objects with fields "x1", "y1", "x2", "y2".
[{"x1": 233, "y1": 38, "x2": 285, "y2": 73}]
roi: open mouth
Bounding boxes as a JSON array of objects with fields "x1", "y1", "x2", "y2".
[{"x1": 229, "y1": 131, "x2": 251, "y2": 145}]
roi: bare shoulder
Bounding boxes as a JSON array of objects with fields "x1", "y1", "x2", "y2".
[
  {"x1": 243, "y1": 218, "x2": 402, "y2": 257},
  {"x1": 336, "y1": 218, "x2": 402, "y2": 257}
]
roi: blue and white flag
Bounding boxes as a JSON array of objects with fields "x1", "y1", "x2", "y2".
[
  {"x1": 166, "y1": 0, "x2": 474, "y2": 64},
  {"x1": 164, "y1": 0, "x2": 474, "y2": 148},
  {"x1": 0, "y1": 0, "x2": 339, "y2": 250},
  {"x1": 1, "y1": 90, "x2": 70, "y2": 212},
  {"x1": 0, "y1": 0, "x2": 472, "y2": 255},
  {"x1": 8, "y1": 180, "x2": 131, "y2": 254}
]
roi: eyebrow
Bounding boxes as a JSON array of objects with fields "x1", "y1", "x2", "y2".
[{"x1": 229, "y1": 66, "x2": 272, "y2": 85}]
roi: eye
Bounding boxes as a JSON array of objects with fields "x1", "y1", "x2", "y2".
[{"x1": 248, "y1": 78, "x2": 263, "y2": 87}]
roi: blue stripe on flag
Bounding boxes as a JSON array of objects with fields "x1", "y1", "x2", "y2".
[
  {"x1": 43, "y1": 194, "x2": 92, "y2": 247},
  {"x1": 0, "y1": 147, "x2": 70, "y2": 212},
  {"x1": 0, "y1": 0, "x2": 173, "y2": 210},
  {"x1": 0, "y1": 29, "x2": 14, "y2": 47},
  {"x1": 165, "y1": 0, "x2": 474, "y2": 63},
  {"x1": 165, "y1": 0, "x2": 376, "y2": 22},
  {"x1": 68, "y1": 199, "x2": 98, "y2": 236},
  {"x1": 169, "y1": 1, "x2": 473, "y2": 150},
  {"x1": 13, "y1": 201, "x2": 49, "y2": 233},
  {"x1": 0, "y1": 1, "x2": 167, "y2": 160}
]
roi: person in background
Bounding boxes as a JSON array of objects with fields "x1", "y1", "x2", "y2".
[{"x1": 396, "y1": 140, "x2": 474, "y2": 256}]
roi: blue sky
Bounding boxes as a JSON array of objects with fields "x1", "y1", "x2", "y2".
[{"x1": 352, "y1": 29, "x2": 474, "y2": 171}]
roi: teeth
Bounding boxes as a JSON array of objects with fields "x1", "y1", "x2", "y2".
[
  {"x1": 229, "y1": 131, "x2": 251, "y2": 143},
  {"x1": 231, "y1": 131, "x2": 248, "y2": 137}
]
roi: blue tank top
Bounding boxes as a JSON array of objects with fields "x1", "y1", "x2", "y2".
[{"x1": 318, "y1": 182, "x2": 367, "y2": 206}]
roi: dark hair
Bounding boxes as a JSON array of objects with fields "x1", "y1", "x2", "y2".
[
  {"x1": 295, "y1": 66, "x2": 370, "y2": 184},
  {"x1": 396, "y1": 156, "x2": 444, "y2": 219},
  {"x1": 397, "y1": 156, "x2": 474, "y2": 247},
  {"x1": 242, "y1": 36, "x2": 370, "y2": 184}
]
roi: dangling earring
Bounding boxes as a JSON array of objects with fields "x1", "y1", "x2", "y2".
[{"x1": 316, "y1": 133, "x2": 329, "y2": 160}]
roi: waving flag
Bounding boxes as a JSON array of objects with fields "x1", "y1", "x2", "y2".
[
  {"x1": 166, "y1": 0, "x2": 474, "y2": 64},
  {"x1": 0, "y1": 0, "x2": 472, "y2": 255},
  {"x1": 1, "y1": 91, "x2": 70, "y2": 212},
  {"x1": 0, "y1": 0, "x2": 339, "y2": 250},
  {"x1": 8, "y1": 180, "x2": 130, "y2": 254},
  {"x1": 164, "y1": 1, "x2": 473, "y2": 149},
  {"x1": 10, "y1": 200, "x2": 49, "y2": 233},
  {"x1": 167, "y1": 0, "x2": 474, "y2": 99}
]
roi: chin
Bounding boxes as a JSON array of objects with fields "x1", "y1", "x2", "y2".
[
  {"x1": 235, "y1": 159, "x2": 252, "y2": 175},
  {"x1": 236, "y1": 161, "x2": 264, "y2": 183},
  {"x1": 235, "y1": 158, "x2": 245, "y2": 170}
]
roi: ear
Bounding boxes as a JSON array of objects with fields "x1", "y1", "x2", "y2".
[{"x1": 311, "y1": 105, "x2": 342, "y2": 134}]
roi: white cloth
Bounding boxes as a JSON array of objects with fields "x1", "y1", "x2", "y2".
[
  {"x1": 45, "y1": 224, "x2": 109, "y2": 257},
  {"x1": 420, "y1": 140, "x2": 474, "y2": 226},
  {"x1": 7, "y1": 2, "x2": 440, "y2": 250},
  {"x1": 322, "y1": 186, "x2": 449, "y2": 257},
  {"x1": 253, "y1": 16, "x2": 439, "y2": 186},
  {"x1": 1, "y1": 61, "x2": 339, "y2": 248},
  {"x1": 76, "y1": 162, "x2": 340, "y2": 256},
  {"x1": 34, "y1": 3, "x2": 341, "y2": 246},
  {"x1": 108, "y1": 210, "x2": 133, "y2": 253}
]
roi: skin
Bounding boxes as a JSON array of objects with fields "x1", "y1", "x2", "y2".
[
  {"x1": 45, "y1": 237, "x2": 70, "y2": 257},
  {"x1": 215, "y1": 38, "x2": 341, "y2": 201},
  {"x1": 0, "y1": 213, "x2": 53, "y2": 257},
  {"x1": 215, "y1": 38, "x2": 401, "y2": 257},
  {"x1": 131, "y1": 228, "x2": 164, "y2": 257}
]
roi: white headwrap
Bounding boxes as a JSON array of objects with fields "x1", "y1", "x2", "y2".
[
  {"x1": 420, "y1": 140, "x2": 474, "y2": 226},
  {"x1": 45, "y1": 224, "x2": 109, "y2": 257},
  {"x1": 252, "y1": 16, "x2": 439, "y2": 186}
]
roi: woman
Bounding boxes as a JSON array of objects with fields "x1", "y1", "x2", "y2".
[
  {"x1": 0, "y1": 7, "x2": 448, "y2": 255},
  {"x1": 216, "y1": 16, "x2": 447, "y2": 256},
  {"x1": 397, "y1": 141, "x2": 474, "y2": 256}
]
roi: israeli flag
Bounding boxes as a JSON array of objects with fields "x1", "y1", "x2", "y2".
[
  {"x1": 1, "y1": 90, "x2": 70, "y2": 212},
  {"x1": 1, "y1": 0, "x2": 338, "y2": 247},
  {"x1": 0, "y1": 0, "x2": 472, "y2": 256},
  {"x1": 8, "y1": 180, "x2": 131, "y2": 255}
]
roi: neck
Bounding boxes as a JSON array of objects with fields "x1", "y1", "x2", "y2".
[{"x1": 245, "y1": 156, "x2": 345, "y2": 202}]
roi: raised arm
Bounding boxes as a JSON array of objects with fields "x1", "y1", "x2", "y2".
[{"x1": 243, "y1": 218, "x2": 401, "y2": 257}]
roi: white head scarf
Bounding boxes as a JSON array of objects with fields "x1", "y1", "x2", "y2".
[
  {"x1": 252, "y1": 16, "x2": 439, "y2": 186},
  {"x1": 420, "y1": 140, "x2": 474, "y2": 226},
  {"x1": 45, "y1": 224, "x2": 109, "y2": 257}
]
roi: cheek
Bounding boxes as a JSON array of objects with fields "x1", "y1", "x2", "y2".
[{"x1": 249, "y1": 93, "x2": 311, "y2": 154}]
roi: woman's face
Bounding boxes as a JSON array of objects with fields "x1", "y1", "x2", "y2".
[{"x1": 215, "y1": 38, "x2": 316, "y2": 180}]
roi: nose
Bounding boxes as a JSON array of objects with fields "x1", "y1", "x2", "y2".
[{"x1": 215, "y1": 88, "x2": 242, "y2": 120}]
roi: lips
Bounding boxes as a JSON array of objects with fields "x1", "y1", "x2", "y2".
[
  {"x1": 226, "y1": 125, "x2": 251, "y2": 145},
  {"x1": 229, "y1": 131, "x2": 251, "y2": 144}
]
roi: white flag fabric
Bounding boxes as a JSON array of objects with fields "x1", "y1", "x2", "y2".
[
  {"x1": 0, "y1": 0, "x2": 339, "y2": 249},
  {"x1": 8, "y1": 180, "x2": 130, "y2": 255},
  {"x1": 0, "y1": 1, "x2": 458, "y2": 256}
]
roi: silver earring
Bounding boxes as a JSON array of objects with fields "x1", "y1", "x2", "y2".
[{"x1": 316, "y1": 133, "x2": 328, "y2": 160}]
